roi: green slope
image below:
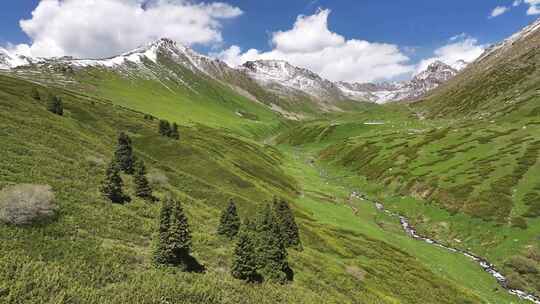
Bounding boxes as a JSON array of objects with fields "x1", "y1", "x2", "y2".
[{"x1": 0, "y1": 72, "x2": 522, "y2": 303}]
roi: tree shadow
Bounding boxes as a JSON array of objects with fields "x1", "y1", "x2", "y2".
[
  {"x1": 182, "y1": 254, "x2": 206, "y2": 273},
  {"x1": 284, "y1": 265, "x2": 294, "y2": 282}
]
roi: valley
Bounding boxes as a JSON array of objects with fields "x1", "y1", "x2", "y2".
[{"x1": 1, "y1": 12, "x2": 540, "y2": 304}]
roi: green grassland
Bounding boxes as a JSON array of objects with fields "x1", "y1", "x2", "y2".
[
  {"x1": 278, "y1": 104, "x2": 540, "y2": 297},
  {"x1": 0, "y1": 73, "x2": 511, "y2": 304}
]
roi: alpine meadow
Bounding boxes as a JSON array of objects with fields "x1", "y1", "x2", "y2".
[{"x1": 1, "y1": 1, "x2": 540, "y2": 304}]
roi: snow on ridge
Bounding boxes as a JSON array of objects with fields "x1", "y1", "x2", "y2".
[{"x1": 478, "y1": 17, "x2": 540, "y2": 62}]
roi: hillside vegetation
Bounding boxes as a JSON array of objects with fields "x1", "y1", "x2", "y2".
[{"x1": 2, "y1": 73, "x2": 520, "y2": 303}]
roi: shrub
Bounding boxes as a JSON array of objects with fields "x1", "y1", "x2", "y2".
[
  {"x1": 147, "y1": 169, "x2": 169, "y2": 187},
  {"x1": 0, "y1": 184, "x2": 57, "y2": 225},
  {"x1": 511, "y1": 216, "x2": 528, "y2": 230}
]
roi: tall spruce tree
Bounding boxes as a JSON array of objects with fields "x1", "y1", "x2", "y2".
[
  {"x1": 217, "y1": 199, "x2": 241, "y2": 238},
  {"x1": 168, "y1": 198, "x2": 192, "y2": 268},
  {"x1": 153, "y1": 197, "x2": 192, "y2": 268},
  {"x1": 100, "y1": 160, "x2": 126, "y2": 203},
  {"x1": 273, "y1": 198, "x2": 301, "y2": 249},
  {"x1": 170, "y1": 123, "x2": 180, "y2": 140},
  {"x1": 255, "y1": 204, "x2": 290, "y2": 283},
  {"x1": 158, "y1": 120, "x2": 171, "y2": 137},
  {"x1": 47, "y1": 95, "x2": 63, "y2": 115},
  {"x1": 231, "y1": 229, "x2": 259, "y2": 282},
  {"x1": 154, "y1": 198, "x2": 173, "y2": 264},
  {"x1": 134, "y1": 160, "x2": 153, "y2": 200},
  {"x1": 114, "y1": 132, "x2": 134, "y2": 174}
]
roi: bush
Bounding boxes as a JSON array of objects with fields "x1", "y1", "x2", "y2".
[
  {"x1": 147, "y1": 169, "x2": 169, "y2": 187},
  {"x1": 0, "y1": 184, "x2": 57, "y2": 225}
]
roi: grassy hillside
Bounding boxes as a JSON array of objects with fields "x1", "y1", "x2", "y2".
[
  {"x1": 7, "y1": 57, "x2": 285, "y2": 139},
  {"x1": 0, "y1": 72, "x2": 526, "y2": 303},
  {"x1": 413, "y1": 20, "x2": 540, "y2": 120},
  {"x1": 278, "y1": 105, "x2": 540, "y2": 297}
]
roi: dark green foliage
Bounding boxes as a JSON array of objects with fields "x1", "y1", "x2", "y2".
[
  {"x1": 46, "y1": 94, "x2": 63, "y2": 115},
  {"x1": 273, "y1": 198, "x2": 301, "y2": 249},
  {"x1": 217, "y1": 199, "x2": 241, "y2": 238},
  {"x1": 171, "y1": 123, "x2": 180, "y2": 140},
  {"x1": 100, "y1": 160, "x2": 127, "y2": 204},
  {"x1": 159, "y1": 119, "x2": 180, "y2": 140},
  {"x1": 31, "y1": 88, "x2": 40, "y2": 100},
  {"x1": 255, "y1": 204, "x2": 291, "y2": 283},
  {"x1": 154, "y1": 199, "x2": 173, "y2": 265},
  {"x1": 134, "y1": 160, "x2": 153, "y2": 200},
  {"x1": 154, "y1": 197, "x2": 192, "y2": 269},
  {"x1": 158, "y1": 120, "x2": 171, "y2": 137},
  {"x1": 114, "y1": 132, "x2": 134, "y2": 174},
  {"x1": 231, "y1": 229, "x2": 259, "y2": 282}
]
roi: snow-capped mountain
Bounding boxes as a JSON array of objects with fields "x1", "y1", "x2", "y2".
[
  {"x1": 37, "y1": 38, "x2": 231, "y2": 78},
  {"x1": 0, "y1": 48, "x2": 36, "y2": 70},
  {"x1": 238, "y1": 60, "x2": 346, "y2": 103},
  {"x1": 0, "y1": 38, "x2": 463, "y2": 112},
  {"x1": 337, "y1": 61, "x2": 462, "y2": 104}
]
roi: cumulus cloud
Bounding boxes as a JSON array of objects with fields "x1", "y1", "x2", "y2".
[
  {"x1": 10, "y1": 0, "x2": 242, "y2": 58},
  {"x1": 415, "y1": 35, "x2": 486, "y2": 74},
  {"x1": 489, "y1": 6, "x2": 510, "y2": 18},
  {"x1": 525, "y1": 0, "x2": 540, "y2": 14},
  {"x1": 215, "y1": 9, "x2": 414, "y2": 83}
]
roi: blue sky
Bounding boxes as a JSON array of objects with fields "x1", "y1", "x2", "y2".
[{"x1": 1, "y1": 0, "x2": 538, "y2": 82}]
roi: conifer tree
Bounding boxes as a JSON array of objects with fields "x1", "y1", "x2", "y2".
[
  {"x1": 114, "y1": 132, "x2": 134, "y2": 174},
  {"x1": 154, "y1": 197, "x2": 192, "y2": 267},
  {"x1": 273, "y1": 198, "x2": 301, "y2": 249},
  {"x1": 134, "y1": 160, "x2": 153, "y2": 200},
  {"x1": 255, "y1": 204, "x2": 290, "y2": 283},
  {"x1": 47, "y1": 95, "x2": 63, "y2": 115},
  {"x1": 31, "y1": 88, "x2": 40, "y2": 100},
  {"x1": 170, "y1": 123, "x2": 180, "y2": 140},
  {"x1": 100, "y1": 160, "x2": 126, "y2": 203},
  {"x1": 231, "y1": 229, "x2": 259, "y2": 282},
  {"x1": 158, "y1": 120, "x2": 171, "y2": 137},
  {"x1": 217, "y1": 199, "x2": 241, "y2": 238},
  {"x1": 154, "y1": 198, "x2": 173, "y2": 264},
  {"x1": 168, "y1": 199, "x2": 192, "y2": 268}
]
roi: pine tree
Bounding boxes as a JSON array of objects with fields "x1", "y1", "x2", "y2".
[
  {"x1": 153, "y1": 197, "x2": 192, "y2": 268},
  {"x1": 255, "y1": 204, "x2": 290, "y2": 283},
  {"x1": 273, "y1": 198, "x2": 301, "y2": 249},
  {"x1": 154, "y1": 198, "x2": 173, "y2": 264},
  {"x1": 217, "y1": 199, "x2": 241, "y2": 238},
  {"x1": 170, "y1": 123, "x2": 180, "y2": 140},
  {"x1": 168, "y1": 199, "x2": 192, "y2": 268},
  {"x1": 114, "y1": 132, "x2": 134, "y2": 174},
  {"x1": 31, "y1": 88, "x2": 40, "y2": 100},
  {"x1": 100, "y1": 160, "x2": 126, "y2": 203},
  {"x1": 47, "y1": 95, "x2": 63, "y2": 115},
  {"x1": 231, "y1": 229, "x2": 259, "y2": 282},
  {"x1": 159, "y1": 120, "x2": 171, "y2": 137},
  {"x1": 134, "y1": 160, "x2": 153, "y2": 200}
]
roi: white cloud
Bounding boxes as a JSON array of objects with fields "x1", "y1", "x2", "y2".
[
  {"x1": 416, "y1": 35, "x2": 486, "y2": 74},
  {"x1": 513, "y1": 0, "x2": 523, "y2": 7},
  {"x1": 525, "y1": 0, "x2": 540, "y2": 14},
  {"x1": 10, "y1": 0, "x2": 242, "y2": 58},
  {"x1": 215, "y1": 9, "x2": 414, "y2": 83},
  {"x1": 489, "y1": 6, "x2": 510, "y2": 18}
]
